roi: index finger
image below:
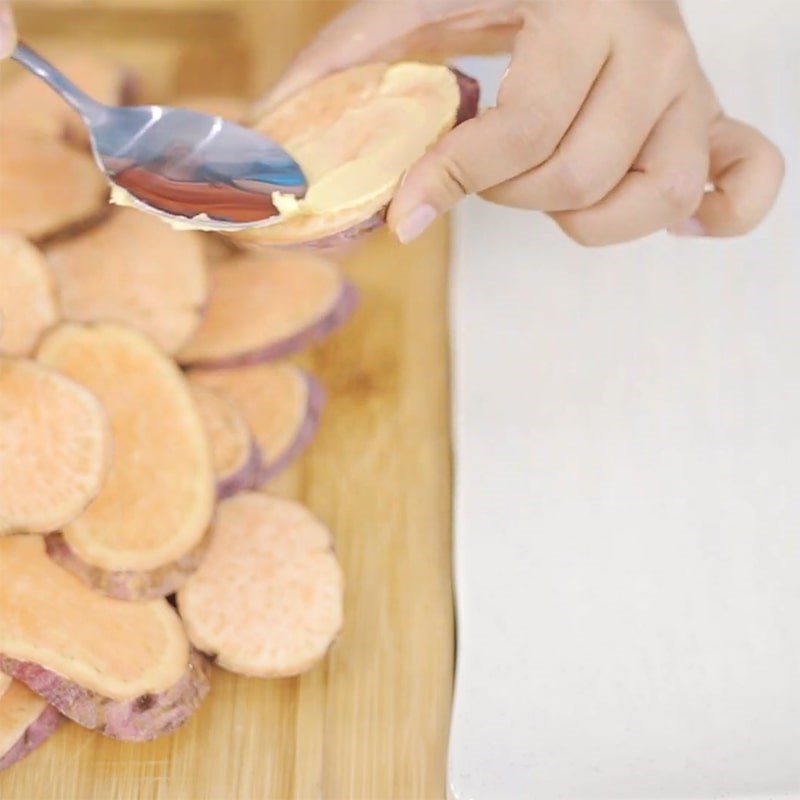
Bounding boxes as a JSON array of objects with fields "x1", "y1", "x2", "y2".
[
  {"x1": 0, "y1": 0, "x2": 16, "y2": 60},
  {"x1": 254, "y1": 0, "x2": 519, "y2": 116}
]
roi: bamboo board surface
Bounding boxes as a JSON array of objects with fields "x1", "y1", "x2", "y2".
[{"x1": 0, "y1": 225, "x2": 455, "y2": 800}]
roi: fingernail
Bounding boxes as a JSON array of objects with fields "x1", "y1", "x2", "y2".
[
  {"x1": 395, "y1": 204, "x2": 437, "y2": 244},
  {"x1": 668, "y1": 216, "x2": 705, "y2": 237}
]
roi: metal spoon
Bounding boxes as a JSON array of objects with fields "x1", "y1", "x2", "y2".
[{"x1": 11, "y1": 42, "x2": 306, "y2": 230}]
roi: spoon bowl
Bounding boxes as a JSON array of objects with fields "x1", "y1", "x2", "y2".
[{"x1": 12, "y1": 43, "x2": 306, "y2": 231}]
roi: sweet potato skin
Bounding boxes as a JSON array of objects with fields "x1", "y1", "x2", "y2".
[
  {"x1": 44, "y1": 533, "x2": 209, "y2": 601},
  {"x1": 0, "y1": 651, "x2": 210, "y2": 742},
  {"x1": 257, "y1": 373, "x2": 324, "y2": 486},
  {"x1": 189, "y1": 366, "x2": 325, "y2": 486},
  {"x1": 182, "y1": 280, "x2": 357, "y2": 369},
  {"x1": 0, "y1": 705, "x2": 62, "y2": 772},
  {"x1": 217, "y1": 439, "x2": 263, "y2": 500}
]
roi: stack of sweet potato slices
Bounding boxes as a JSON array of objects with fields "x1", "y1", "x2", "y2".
[{"x1": 0, "y1": 52, "x2": 352, "y2": 769}]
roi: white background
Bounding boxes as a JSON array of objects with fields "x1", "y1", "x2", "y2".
[{"x1": 450, "y1": 2, "x2": 800, "y2": 798}]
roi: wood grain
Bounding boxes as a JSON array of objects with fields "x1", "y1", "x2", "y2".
[{"x1": 0, "y1": 225, "x2": 454, "y2": 800}]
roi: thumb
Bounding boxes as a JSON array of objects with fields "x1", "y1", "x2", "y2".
[{"x1": 389, "y1": 105, "x2": 532, "y2": 243}]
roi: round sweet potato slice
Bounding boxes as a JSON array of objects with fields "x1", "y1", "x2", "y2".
[
  {"x1": 178, "y1": 493, "x2": 343, "y2": 677},
  {"x1": 0, "y1": 358, "x2": 110, "y2": 536},
  {"x1": 190, "y1": 362, "x2": 323, "y2": 485},
  {"x1": 0, "y1": 675, "x2": 62, "y2": 772},
  {"x1": 178, "y1": 253, "x2": 356, "y2": 367},
  {"x1": 0, "y1": 233, "x2": 59, "y2": 356},
  {"x1": 189, "y1": 383, "x2": 262, "y2": 499},
  {"x1": 230, "y1": 62, "x2": 479, "y2": 247},
  {"x1": 46, "y1": 208, "x2": 208, "y2": 355},
  {"x1": 36, "y1": 323, "x2": 215, "y2": 576},
  {"x1": 174, "y1": 94, "x2": 249, "y2": 122},
  {"x1": 0, "y1": 49, "x2": 137, "y2": 145},
  {"x1": 0, "y1": 132, "x2": 107, "y2": 241},
  {"x1": 0, "y1": 536, "x2": 209, "y2": 741}
]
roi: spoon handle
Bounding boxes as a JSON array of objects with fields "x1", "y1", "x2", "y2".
[{"x1": 12, "y1": 41, "x2": 108, "y2": 123}]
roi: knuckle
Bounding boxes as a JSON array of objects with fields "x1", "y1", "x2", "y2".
[
  {"x1": 556, "y1": 159, "x2": 607, "y2": 209},
  {"x1": 493, "y1": 106, "x2": 552, "y2": 162},
  {"x1": 428, "y1": 147, "x2": 474, "y2": 200},
  {"x1": 651, "y1": 22, "x2": 696, "y2": 80},
  {"x1": 656, "y1": 169, "x2": 706, "y2": 218},
  {"x1": 765, "y1": 138, "x2": 786, "y2": 182},
  {"x1": 721, "y1": 199, "x2": 757, "y2": 235},
  {"x1": 553, "y1": 213, "x2": 605, "y2": 248}
]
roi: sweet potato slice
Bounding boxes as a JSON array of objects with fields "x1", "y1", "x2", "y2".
[
  {"x1": 174, "y1": 94, "x2": 249, "y2": 122},
  {"x1": 0, "y1": 358, "x2": 110, "y2": 536},
  {"x1": 178, "y1": 494, "x2": 343, "y2": 677},
  {"x1": 228, "y1": 63, "x2": 478, "y2": 247},
  {"x1": 46, "y1": 209, "x2": 208, "y2": 355},
  {"x1": 0, "y1": 49, "x2": 136, "y2": 145},
  {"x1": 0, "y1": 675, "x2": 62, "y2": 772},
  {"x1": 36, "y1": 323, "x2": 215, "y2": 594},
  {"x1": 0, "y1": 536, "x2": 209, "y2": 741},
  {"x1": 178, "y1": 253, "x2": 356, "y2": 367},
  {"x1": 0, "y1": 132, "x2": 107, "y2": 241},
  {"x1": 0, "y1": 233, "x2": 59, "y2": 356},
  {"x1": 190, "y1": 363, "x2": 323, "y2": 485},
  {"x1": 189, "y1": 383, "x2": 262, "y2": 499}
]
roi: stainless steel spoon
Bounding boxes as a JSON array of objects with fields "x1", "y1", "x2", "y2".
[{"x1": 11, "y1": 42, "x2": 306, "y2": 230}]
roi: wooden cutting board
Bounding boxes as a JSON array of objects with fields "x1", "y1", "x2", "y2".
[
  {"x1": 2, "y1": 4, "x2": 454, "y2": 796},
  {"x1": 0, "y1": 224, "x2": 455, "y2": 800}
]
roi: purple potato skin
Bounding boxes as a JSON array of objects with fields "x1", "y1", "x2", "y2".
[
  {"x1": 237, "y1": 68, "x2": 480, "y2": 251},
  {"x1": 0, "y1": 650, "x2": 210, "y2": 743},
  {"x1": 45, "y1": 533, "x2": 209, "y2": 601},
  {"x1": 216, "y1": 437, "x2": 263, "y2": 500},
  {"x1": 180, "y1": 281, "x2": 358, "y2": 370},
  {"x1": 0, "y1": 705, "x2": 63, "y2": 772},
  {"x1": 257, "y1": 372, "x2": 325, "y2": 486}
]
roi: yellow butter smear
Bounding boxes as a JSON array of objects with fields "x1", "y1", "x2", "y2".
[{"x1": 271, "y1": 63, "x2": 460, "y2": 221}]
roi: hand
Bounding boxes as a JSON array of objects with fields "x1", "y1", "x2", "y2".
[
  {"x1": 262, "y1": 0, "x2": 784, "y2": 246},
  {"x1": 0, "y1": 0, "x2": 15, "y2": 60}
]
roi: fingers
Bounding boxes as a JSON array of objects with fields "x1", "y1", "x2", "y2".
[
  {"x1": 0, "y1": 0, "x2": 16, "y2": 60},
  {"x1": 255, "y1": 0, "x2": 519, "y2": 116},
  {"x1": 670, "y1": 116, "x2": 785, "y2": 237},
  {"x1": 550, "y1": 92, "x2": 710, "y2": 246},
  {"x1": 481, "y1": 47, "x2": 682, "y2": 212},
  {"x1": 389, "y1": 8, "x2": 611, "y2": 241},
  {"x1": 257, "y1": 2, "x2": 426, "y2": 114}
]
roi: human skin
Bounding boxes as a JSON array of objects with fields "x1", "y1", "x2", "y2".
[
  {"x1": 0, "y1": 0, "x2": 15, "y2": 60},
  {"x1": 258, "y1": 0, "x2": 785, "y2": 247}
]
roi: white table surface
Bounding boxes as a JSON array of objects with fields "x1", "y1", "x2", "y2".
[{"x1": 449, "y1": 3, "x2": 800, "y2": 798}]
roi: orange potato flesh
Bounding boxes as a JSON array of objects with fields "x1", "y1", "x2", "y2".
[
  {"x1": 0, "y1": 676, "x2": 50, "y2": 758},
  {"x1": 173, "y1": 94, "x2": 249, "y2": 123},
  {"x1": 178, "y1": 253, "x2": 343, "y2": 365},
  {"x1": 0, "y1": 234, "x2": 59, "y2": 356},
  {"x1": 0, "y1": 536, "x2": 190, "y2": 700},
  {"x1": 0, "y1": 358, "x2": 110, "y2": 535},
  {"x1": 189, "y1": 362, "x2": 312, "y2": 480},
  {"x1": 234, "y1": 62, "x2": 462, "y2": 246},
  {"x1": 178, "y1": 494, "x2": 343, "y2": 677},
  {"x1": 46, "y1": 209, "x2": 208, "y2": 355},
  {"x1": 0, "y1": 132, "x2": 107, "y2": 241},
  {"x1": 0, "y1": 50, "x2": 135, "y2": 145},
  {"x1": 190, "y1": 383, "x2": 253, "y2": 484},
  {"x1": 37, "y1": 323, "x2": 215, "y2": 572}
]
